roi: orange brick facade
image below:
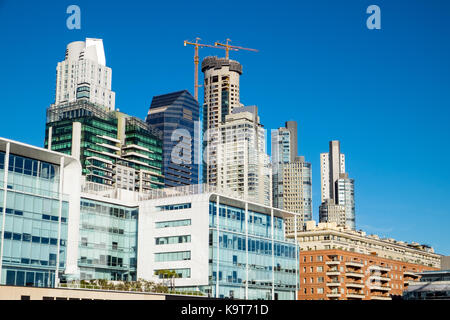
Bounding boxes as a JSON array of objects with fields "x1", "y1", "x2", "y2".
[{"x1": 298, "y1": 249, "x2": 438, "y2": 300}]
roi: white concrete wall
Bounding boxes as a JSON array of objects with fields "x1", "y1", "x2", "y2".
[{"x1": 137, "y1": 194, "x2": 211, "y2": 288}]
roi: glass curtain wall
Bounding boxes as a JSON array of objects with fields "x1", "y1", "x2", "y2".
[
  {"x1": 208, "y1": 201, "x2": 298, "y2": 300},
  {"x1": 0, "y1": 151, "x2": 68, "y2": 287}
]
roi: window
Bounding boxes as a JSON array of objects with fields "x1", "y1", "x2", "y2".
[
  {"x1": 155, "y1": 251, "x2": 191, "y2": 262},
  {"x1": 155, "y1": 235, "x2": 191, "y2": 245},
  {"x1": 154, "y1": 268, "x2": 191, "y2": 279},
  {"x1": 155, "y1": 219, "x2": 191, "y2": 228},
  {"x1": 156, "y1": 203, "x2": 191, "y2": 212},
  {"x1": 317, "y1": 288, "x2": 324, "y2": 294}
]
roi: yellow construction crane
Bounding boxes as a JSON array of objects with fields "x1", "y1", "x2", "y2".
[
  {"x1": 184, "y1": 38, "x2": 233, "y2": 101},
  {"x1": 214, "y1": 38, "x2": 258, "y2": 60}
]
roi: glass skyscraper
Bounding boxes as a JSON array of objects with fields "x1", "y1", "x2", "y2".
[{"x1": 146, "y1": 90, "x2": 200, "y2": 187}]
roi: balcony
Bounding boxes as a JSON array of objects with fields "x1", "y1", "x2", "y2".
[
  {"x1": 326, "y1": 271, "x2": 340, "y2": 276},
  {"x1": 346, "y1": 282, "x2": 364, "y2": 289},
  {"x1": 326, "y1": 293, "x2": 341, "y2": 298},
  {"x1": 326, "y1": 260, "x2": 340, "y2": 266},
  {"x1": 345, "y1": 261, "x2": 364, "y2": 268},
  {"x1": 403, "y1": 271, "x2": 419, "y2": 278},
  {"x1": 326, "y1": 281, "x2": 341, "y2": 287},
  {"x1": 369, "y1": 275, "x2": 391, "y2": 282},
  {"x1": 347, "y1": 293, "x2": 365, "y2": 299},
  {"x1": 370, "y1": 285, "x2": 391, "y2": 291},
  {"x1": 369, "y1": 265, "x2": 390, "y2": 273},
  {"x1": 345, "y1": 271, "x2": 364, "y2": 278},
  {"x1": 370, "y1": 294, "x2": 391, "y2": 301}
]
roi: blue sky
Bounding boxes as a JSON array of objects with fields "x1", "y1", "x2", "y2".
[{"x1": 0, "y1": 0, "x2": 449, "y2": 254}]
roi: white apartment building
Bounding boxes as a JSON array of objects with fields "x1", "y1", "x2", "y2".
[
  {"x1": 216, "y1": 106, "x2": 272, "y2": 206},
  {"x1": 320, "y1": 141, "x2": 355, "y2": 229},
  {"x1": 55, "y1": 38, "x2": 115, "y2": 110},
  {"x1": 201, "y1": 56, "x2": 243, "y2": 187}
]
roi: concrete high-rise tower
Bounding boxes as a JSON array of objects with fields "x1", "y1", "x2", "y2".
[
  {"x1": 285, "y1": 121, "x2": 298, "y2": 162},
  {"x1": 319, "y1": 140, "x2": 355, "y2": 229},
  {"x1": 271, "y1": 121, "x2": 312, "y2": 228},
  {"x1": 55, "y1": 38, "x2": 115, "y2": 110},
  {"x1": 201, "y1": 56, "x2": 243, "y2": 187},
  {"x1": 216, "y1": 106, "x2": 272, "y2": 206}
]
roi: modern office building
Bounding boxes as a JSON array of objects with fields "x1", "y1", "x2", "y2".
[
  {"x1": 320, "y1": 141, "x2": 355, "y2": 229},
  {"x1": 0, "y1": 137, "x2": 81, "y2": 288},
  {"x1": 55, "y1": 38, "x2": 115, "y2": 110},
  {"x1": 282, "y1": 156, "x2": 312, "y2": 232},
  {"x1": 201, "y1": 56, "x2": 243, "y2": 187},
  {"x1": 137, "y1": 185, "x2": 298, "y2": 300},
  {"x1": 45, "y1": 101, "x2": 164, "y2": 191},
  {"x1": 146, "y1": 90, "x2": 200, "y2": 187},
  {"x1": 216, "y1": 106, "x2": 272, "y2": 206},
  {"x1": 271, "y1": 123, "x2": 312, "y2": 228},
  {"x1": 77, "y1": 191, "x2": 139, "y2": 282},
  {"x1": 81, "y1": 183, "x2": 300, "y2": 300},
  {"x1": 403, "y1": 270, "x2": 450, "y2": 300},
  {"x1": 271, "y1": 126, "x2": 292, "y2": 210},
  {"x1": 2, "y1": 136, "x2": 300, "y2": 300},
  {"x1": 292, "y1": 221, "x2": 441, "y2": 300}
]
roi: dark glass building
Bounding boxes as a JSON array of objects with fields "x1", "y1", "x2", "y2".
[{"x1": 146, "y1": 90, "x2": 200, "y2": 187}]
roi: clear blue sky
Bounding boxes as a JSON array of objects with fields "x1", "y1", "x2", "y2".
[{"x1": 0, "y1": 0, "x2": 449, "y2": 254}]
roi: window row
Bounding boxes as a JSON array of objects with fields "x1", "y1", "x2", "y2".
[
  {"x1": 156, "y1": 203, "x2": 191, "y2": 212},
  {"x1": 2, "y1": 232, "x2": 65, "y2": 246},
  {"x1": 155, "y1": 235, "x2": 191, "y2": 245},
  {"x1": 155, "y1": 251, "x2": 191, "y2": 262},
  {"x1": 155, "y1": 219, "x2": 191, "y2": 229}
]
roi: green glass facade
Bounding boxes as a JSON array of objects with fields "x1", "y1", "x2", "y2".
[
  {"x1": 121, "y1": 118, "x2": 164, "y2": 189},
  {"x1": 46, "y1": 116, "x2": 118, "y2": 185},
  {"x1": 78, "y1": 198, "x2": 138, "y2": 281},
  {"x1": 0, "y1": 151, "x2": 68, "y2": 287},
  {"x1": 45, "y1": 101, "x2": 164, "y2": 190}
]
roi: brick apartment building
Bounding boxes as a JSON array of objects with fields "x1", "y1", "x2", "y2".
[{"x1": 290, "y1": 222, "x2": 441, "y2": 300}]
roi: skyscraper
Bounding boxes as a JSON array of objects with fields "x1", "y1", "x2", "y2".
[
  {"x1": 201, "y1": 56, "x2": 243, "y2": 187},
  {"x1": 55, "y1": 38, "x2": 115, "y2": 110},
  {"x1": 282, "y1": 156, "x2": 312, "y2": 225},
  {"x1": 45, "y1": 39, "x2": 164, "y2": 191},
  {"x1": 319, "y1": 140, "x2": 355, "y2": 229},
  {"x1": 271, "y1": 122, "x2": 312, "y2": 229},
  {"x1": 216, "y1": 106, "x2": 272, "y2": 206},
  {"x1": 146, "y1": 90, "x2": 200, "y2": 187},
  {"x1": 271, "y1": 123, "x2": 297, "y2": 209}
]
